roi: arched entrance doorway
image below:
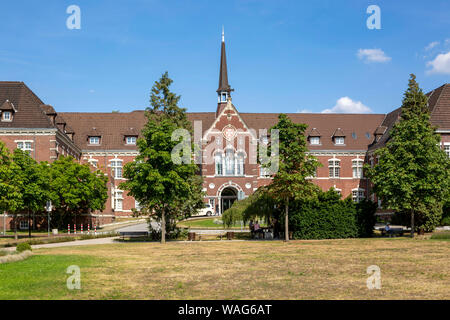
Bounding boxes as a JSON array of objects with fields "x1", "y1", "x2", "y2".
[{"x1": 220, "y1": 187, "x2": 238, "y2": 214}]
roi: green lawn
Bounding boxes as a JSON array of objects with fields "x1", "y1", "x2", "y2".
[
  {"x1": 0, "y1": 255, "x2": 101, "y2": 300},
  {"x1": 0, "y1": 237, "x2": 448, "y2": 300}
]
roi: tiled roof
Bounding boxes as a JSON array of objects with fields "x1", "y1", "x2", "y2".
[
  {"x1": 369, "y1": 83, "x2": 450, "y2": 151},
  {"x1": 0, "y1": 82, "x2": 54, "y2": 129},
  {"x1": 428, "y1": 84, "x2": 450, "y2": 130},
  {"x1": 240, "y1": 113, "x2": 385, "y2": 151},
  {"x1": 0, "y1": 100, "x2": 16, "y2": 111}
]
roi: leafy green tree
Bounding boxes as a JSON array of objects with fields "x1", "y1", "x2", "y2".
[
  {"x1": 0, "y1": 142, "x2": 24, "y2": 239},
  {"x1": 366, "y1": 75, "x2": 450, "y2": 237},
  {"x1": 49, "y1": 156, "x2": 108, "y2": 228},
  {"x1": 120, "y1": 72, "x2": 204, "y2": 244},
  {"x1": 12, "y1": 149, "x2": 50, "y2": 238},
  {"x1": 262, "y1": 114, "x2": 321, "y2": 241}
]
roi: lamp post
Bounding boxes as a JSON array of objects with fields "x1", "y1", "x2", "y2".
[{"x1": 46, "y1": 201, "x2": 52, "y2": 237}]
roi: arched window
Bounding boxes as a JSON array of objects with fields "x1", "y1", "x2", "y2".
[
  {"x1": 225, "y1": 149, "x2": 235, "y2": 176},
  {"x1": 236, "y1": 152, "x2": 245, "y2": 176},
  {"x1": 215, "y1": 152, "x2": 223, "y2": 176}
]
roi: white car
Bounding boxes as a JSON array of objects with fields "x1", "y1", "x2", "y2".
[{"x1": 194, "y1": 204, "x2": 215, "y2": 217}]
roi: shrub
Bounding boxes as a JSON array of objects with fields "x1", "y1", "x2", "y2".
[
  {"x1": 431, "y1": 231, "x2": 450, "y2": 240},
  {"x1": 355, "y1": 199, "x2": 377, "y2": 237},
  {"x1": 288, "y1": 190, "x2": 377, "y2": 240},
  {"x1": 289, "y1": 191, "x2": 358, "y2": 240},
  {"x1": 16, "y1": 242, "x2": 32, "y2": 253}
]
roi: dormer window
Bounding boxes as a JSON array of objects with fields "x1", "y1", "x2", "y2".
[
  {"x1": 126, "y1": 136, "x2": 137, "y2": 145},
  {"x1": 89, "y1": 136, "x2": 101, "y2": 145},
  {"x1": 2, "y1": 111, "x2": 12, "y2": 121},
  {"x1": 310, "y1": 137, "x2": 320, "y2": 145},
  {"x1": 334, "y1": 137, "x2": 345, "y2": 145}
]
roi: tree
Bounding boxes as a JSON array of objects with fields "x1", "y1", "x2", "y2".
[
  {"x1": 366, "y1": 75, "x2": 450, "y2": 237},
  {"x1": 49, "y1": 156, "x2": 108, "y2": 229},
  {"x1": 0, "y1": 142, "x2": 23, "y2": 239},
  {"x1": 262, "y1": 114, "x2": 321, "y2": 241},
  {"x1": 11, "y1": 149, "x2": 50, "y2": 238},
  {"x1": 120, "y1": 72, "x2": 204, "y2": 244}
]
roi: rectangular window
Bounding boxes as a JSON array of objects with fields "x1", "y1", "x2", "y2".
[
  {"x1": 89, "y1": 136, "x2": 100, "y2": 145},
  {"x1": 335, "y1": 137, "x2": 345, "y2": 145},
  {"x1": 115, "y1": 191, "x2": 123, "y2": 210},
  {"x1": 19, "y1": 220, "x2": 29, "y2": 230},
  {"x1": 111, "y1": 160, "x2": 123, "y2": 179},
  {"x1": 126, "y1": 136, "x2": 137, "y2": 145},
  {"x1": 310, "y1": 137, "x2": 320, "y2": 145},
  {"x1": 352, "y1": 190, "x2": 365, "y2": 203},
  {"x1": 444, "y1": 144, "x2": 450, "y2": 158},
  {"x1": 2, "y1": 111, "x2": 11, "y2": 121},
  {"x1": 17, "y1": 141, "x2": 33, "y2": 155},
  {"x1": 352, "y1": 160, "x2": 364, "y2": 178},
  {"x1": 329, "y1": 160, "x2": 340, "y2": 178},
  {"x1": 135, "y1": 200, "x2": 141, "y2": 211}
]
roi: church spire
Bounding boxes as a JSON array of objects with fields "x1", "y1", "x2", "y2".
[{"x1": 217, "y1": 27, "x2": 233, "y2": 103}]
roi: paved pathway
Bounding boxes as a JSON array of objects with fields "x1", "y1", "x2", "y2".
[{"x1": 3, "y1": 237, "x2": 119, "y2": 251}]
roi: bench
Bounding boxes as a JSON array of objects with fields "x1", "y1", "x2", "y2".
[
  {"x1": 379, "y1": 228, "x2": 405, "y2": 237},
  {"x1": 188, "y1": 231, "x2": 228, "y2": 241},
  {"x1": 119, "y1": 231, "x2": 149, "y2": 240}
]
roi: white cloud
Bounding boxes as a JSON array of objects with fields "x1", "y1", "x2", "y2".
[
  {"x1": 426, "y1": 51, "x2": 450, "y2": 75},
  {"x1": 322, "y1": 97, "x2": 372, "y2": 114},
  {"x1": 425, "y1": 41, "x2": 440, "y2": 51},
  {"x1": 297, "y1": 109, "x2": 312, "y2": 113},
  {"x1": 357, "y1": 48, "x2": 391, "y2": 63}
]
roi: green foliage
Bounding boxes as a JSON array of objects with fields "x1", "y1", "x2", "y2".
[
  {"x1": 365, "y1": 75, "x2": 450, "y2": 235},
  {"x1": 49, "y1": 156, "x2": 108, "y2": 228},
  {"x1": 355, "y1": 199, "x2": 378, "y2": 237},
  {"x1": 289, "y1": 190, "x2": 359, "y2": 240},
  {"x1": 120, "y1": 72, "x2": 204, "y2": 243},
  {"x1": 0, "y1": 142, "x2": 24, "y2": 215},
  {"x1": 16, "y1": 242, "x2": 32, "y2": 253},
  {"x1": 431, "y1": 232, "x2": 450, "y2": 240},
  {"x1": 261, "y1": 114, "x2": 321, "y2": 241}
]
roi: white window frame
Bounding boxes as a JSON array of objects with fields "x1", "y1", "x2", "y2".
[
  {"x1": 328, "y1": 158, "x2": 341, "y2": 178},
  {"x1": 352, "y1": 188, "x2": 365, "y2": 203},
  {"x1": 16, "y1": 141, "x2": 33, "y2": 154},
  {"x1": 2, "y1": 111, "x2": 12, "y2": 121},
  {"x1": 444, "y1": 143, "x2": 450, "y2": 159},
  {"x1": 19, "y1": 220, "x2": 29, "y2": 230},
  {"x1": 114, "y1": 191, "x2": 123, "y2": 211},
  {"x1": 89, "y1": 136, "x2": 101, "y2": 145},
  {"x1": 310, "y1": 137, "x2": 320, "y2": 145},
  {"x1": 334, "y1": 137, "x2": 345, "y2": 145},
  {"x1": 352, "y1": 159, "x2": 364, "y2": 178},
  {"x1": 110, "y1": 160, "x2": 123, "y2": 179},
  {"x1": 126, "y1": 136, "x2": 137, "y2": 145},
  {"x1": 215, "y1": 152, "x2": 223, "y2": 176}
]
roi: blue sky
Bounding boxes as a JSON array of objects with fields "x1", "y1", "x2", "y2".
[{"x1": 0, "y1": 0, "x2": 449, "y2": 114}]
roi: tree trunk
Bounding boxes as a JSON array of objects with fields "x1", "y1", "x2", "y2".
[
  {"x1": 285, "y1": 198, "x2": 289, "y2": 242},
  {"x1": 14, "y1": 214, "x2": 18, "y2": 240},
  {"x1": 410, "y1": 209, "x2": 415, "y2": 238},
  {"x1": 28, "y1": 209, "x2": 31, "y2": 238},
  {"x1": 161, "y1": 209, "x2": 166, "y2": 244}
]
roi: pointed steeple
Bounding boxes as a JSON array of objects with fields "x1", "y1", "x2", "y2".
[{"x1": 217, "y1": 27, "x2": 233, "y2": 101}]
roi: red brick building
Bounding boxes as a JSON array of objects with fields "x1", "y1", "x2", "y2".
[{"x1": 1, "y1": 37, "x2": 449, "y2": 228}]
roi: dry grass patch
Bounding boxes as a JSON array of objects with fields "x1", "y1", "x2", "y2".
[{"x1": 28, "y1": 238, "x2": 450, "y2": 300}]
